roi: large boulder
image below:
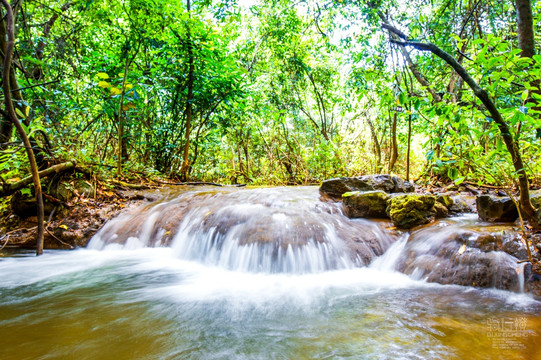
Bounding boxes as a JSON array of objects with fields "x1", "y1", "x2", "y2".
[
  {"x1": 320, "y1": 174, "x2": 414, "y2": 199},
  {"x1": 319, "y1": 177, "x2": 372, "y2": 200},
  {"x1": 342, "y1": 190, "x2": 390, "y2": 218},
  {"x1": 386, "y1": 194, "x2": 436, "y2": 228},
  {"x1": 476, "y1": 195, "x2": 518, "y2": 222}
]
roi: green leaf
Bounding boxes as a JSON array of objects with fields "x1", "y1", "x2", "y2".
[
  {"x1": 15, "y1": 108, "x2": 25, "y2": 119},
  {"x1": 454, "y1": 176, "x2": 466, "y2": 185},
  {"x1": 448, "y1": 167, "x2": 459, "y2": 180}
]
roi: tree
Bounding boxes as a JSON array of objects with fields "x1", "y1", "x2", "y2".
[
  {"x1": 385, "y1": 23, "x2": 538, "y2": 223},
  {"x1": 1, "y1": 0, "x2": 44, "y2": 254}
]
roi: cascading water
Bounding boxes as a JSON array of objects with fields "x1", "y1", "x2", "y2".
[
  {"x1": 1, "y1": 186, "x2": 540, "y2": 360},
  {"x1": 89, "y1": 187, "x2": 396, "y2": 273}
]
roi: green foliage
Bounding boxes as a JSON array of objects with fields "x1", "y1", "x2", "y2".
[{"x1": 1, "y1": 0, "x2": 539, "y2": 186}]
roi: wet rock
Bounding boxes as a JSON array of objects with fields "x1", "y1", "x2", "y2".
[
  {"x1": 530, "y1": 190, "x2": 541, "y2": 207},
  {"x1": 450, "y1": 195, "x2": 477, "y2": 213},
  {"x1": 436, "y1": 193, "x2": 476, "y2": 214},
  {"x1": 359, "y1": 174, "x2": 395, "y2": 193},
  {"x1": 476, "y1": 195, "x2": 518, "y2": 222},
  {"x1": 386, "y1": 194, "x2": 436, "y2": 229},
  {"x1": 342, "y1": 190, "x2": 390, "y2": 218},
  {"x1": 524, "y1": 263, "x2": 541, "y2": 297},
  {"x1": 359, "y1": 174, "x2": 415, "y2": 193},
  {"x1": 320, "y1": 175, "x2": 414, "y2": 200},
  {"x1": 319, "y1": 177, "x2": 372, "y2": 199},
  {"x1": 436, "y1": 194, "x2": 453, "y2": 208},
  {"x1": 501, "y1": 235, "x2": 529, "y2": 260},
  {"x1": 389, "y1": 175, "x2": 415, "y2": 193}
]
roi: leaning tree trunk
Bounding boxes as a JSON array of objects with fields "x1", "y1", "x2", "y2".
[
  {"x1": 0, "y1": 6, "x2": 26, "y2": 147},
  {"x1": 384, "y1": 24, "x2": 538, "y2": 223},
  {"x1": 1, "y1": 0, "x2": 45, "y2": 254}
]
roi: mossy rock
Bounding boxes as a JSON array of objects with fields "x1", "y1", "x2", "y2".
[
  {"x1": 73, "y1": 179, "x2": 95, "y2": 198},
  {"x1": 436, "y1": 194, "x2": 453, "y2": 208},
  {"x1": 386, "y1": 194, "x2": 436, "y2": 229},
  {"x1": 52, "y1": 180, "x2": 95, "y2": 202},
  {"x1": 434, "y1": 202, "x2": 449, "y2": 219},
  {"x1": 342, "y1": 190, "x2": 390, "y2": 218}
]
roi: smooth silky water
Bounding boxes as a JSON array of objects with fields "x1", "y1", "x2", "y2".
[{"x1": 1, "y1": 187, "x2": 540, "y2": 360}]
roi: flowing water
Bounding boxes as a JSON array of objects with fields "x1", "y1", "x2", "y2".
[{"x1": 1, "y1": 187, "x2": 540, "y2": 360}]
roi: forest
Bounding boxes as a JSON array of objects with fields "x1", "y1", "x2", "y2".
[
  {"x1": 1, "y1": 0, "x2": 540, "y2": 240},
  {"x1": 2, "y1": 1, "x2": 541, "y2": 357}
]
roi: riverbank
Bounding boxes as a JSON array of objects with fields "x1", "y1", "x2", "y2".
[{"x1": 0, "y1": 184, "x2": 154, "y2": 251}]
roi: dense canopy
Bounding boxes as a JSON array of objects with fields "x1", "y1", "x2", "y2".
[{"x1": 1, "y1": 0, "x2": 540, "y2": 187}]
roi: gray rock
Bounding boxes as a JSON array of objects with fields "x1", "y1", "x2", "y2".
[
  {"x1": 476, "y1": 195, "x2": 518, "y2": 222},
  {"x1": 319, "y1": 177, "x2": 372, "y2": 200},
  {"x1": 320, "y1": 175, "x2": 415, "y2": 200},
  {"x1": 359, "y1": 174, "x2": 395, "y2": 193},
  {"x1": 437, "y1": 193, "x2": 476, "y2": 214}
]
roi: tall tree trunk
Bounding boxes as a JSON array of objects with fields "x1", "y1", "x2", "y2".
[
  {"x1": 388, "y1": 112, "x2": 398, "y2": 172},
  {"x1": 116, "y1": 59, "x2": 130, "y2": 176},
  {"x1": 180, "y1": 0, "x2": 195, "y2": 182},
  {"x1": 365, "y1": 118, "x2": 382, "y2": 172},
  {"x1": 406, "y1": 113, "x2": 412, "y2": 181},
  {"x1": 515, "y1": 0, "x2": 535, "y2": 58},
  {"x1": 514, "y1": 0, "x2": 540, "y2": 142},
  {"x1": 1, "y1": 0, "x2": 44, "y2": 254}
]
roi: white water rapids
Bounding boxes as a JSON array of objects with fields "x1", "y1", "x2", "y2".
[{"x1": 0, "y1": 186, "x2": 540, "y2": 359}]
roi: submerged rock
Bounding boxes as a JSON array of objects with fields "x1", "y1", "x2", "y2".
[
  {"x1": 319, "y1": 174, "x2": 414, "y2": 200},
  {"x1": 476, "y1": 195, "x2": 518, "y2": 222},
  {"x1": 386, "y1": 194, "x2": 436, "y2": 229},
  {"x1": 342, "y1": 190, "x2": 390, "y2": 218}
]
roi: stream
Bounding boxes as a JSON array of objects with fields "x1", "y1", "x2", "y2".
[{"x1": 0, "y1": 186, "x2": 540, "y2": 359}]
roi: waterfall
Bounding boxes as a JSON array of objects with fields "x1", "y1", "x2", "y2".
[{"x1": 88, "y1": 186, "x2": 397, "y2": 274}]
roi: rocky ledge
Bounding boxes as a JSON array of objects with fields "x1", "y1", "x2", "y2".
[{"x1": 322, "y1": 175, "x2": 474, "y2": 229}]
